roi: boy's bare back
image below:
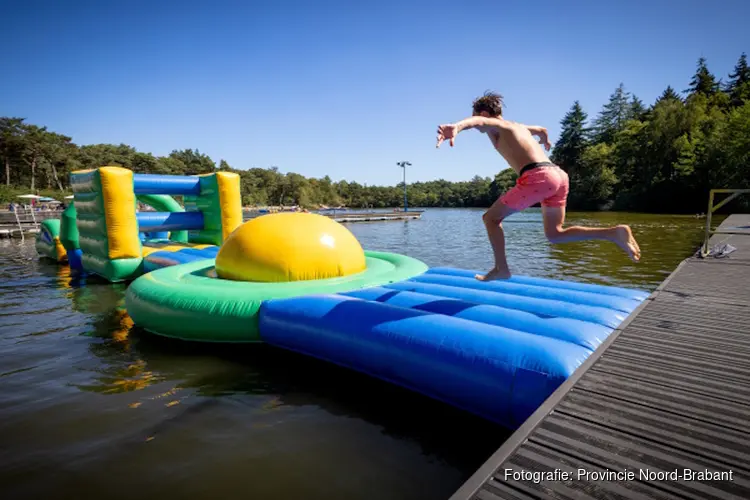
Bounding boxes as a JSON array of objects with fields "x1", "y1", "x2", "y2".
[{"x1": 482, "y1": 120, "x2": 553, "y2": 174}]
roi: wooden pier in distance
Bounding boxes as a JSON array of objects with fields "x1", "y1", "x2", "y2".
[
  {"x1": 451, "y1": 213, "x2": 750, "y2": 500},
  {"x1": 326, "y1": 210, "x2": 423, "y2": 223},
  {"x1": 243, "y1": 209, "x2": 424, "y2": 223}
]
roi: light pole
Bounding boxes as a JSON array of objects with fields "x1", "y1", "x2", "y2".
[{"x1": 397, "y1": 161, "x2": 411, "y2": 212}]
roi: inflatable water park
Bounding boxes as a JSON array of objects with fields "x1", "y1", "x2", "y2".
[{"x1": 37, "y1": 166, "x2": 648, "y2": 430}]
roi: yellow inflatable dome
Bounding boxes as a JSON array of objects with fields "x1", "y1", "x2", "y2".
[{"x1": 215, "y1": 212, "x2": 367, "y2": 282}]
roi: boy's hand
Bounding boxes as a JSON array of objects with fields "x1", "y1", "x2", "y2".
[
  {"x1": 537, "y1": 134, "x2": 552, "y2": 151},
  {"x1": 436, "y1": 124, "x2": 458, "y2": 148}
]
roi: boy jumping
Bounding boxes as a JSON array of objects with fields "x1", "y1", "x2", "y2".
[{"x1": 436, "y1": 91, "x2": 640, "y2": 281}]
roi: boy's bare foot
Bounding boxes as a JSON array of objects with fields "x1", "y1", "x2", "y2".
[
  {"x1": 475, "y1": 267, "x2": 512, "y2": 281},
  {"x1": 613, "y1": 225, "x2": 641, "y2": 262}
]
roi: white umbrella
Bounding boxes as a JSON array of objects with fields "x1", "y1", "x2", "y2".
[
  {"x1": 17, "y1": 194, "x2": 42, "y2": 199},
  {"x1": 64, "y1": 195, "x2": 74, "y2": 199}
]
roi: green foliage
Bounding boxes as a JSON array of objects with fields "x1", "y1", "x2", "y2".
[
  {"x1": 550, "y1": 101, "x2": 590, "y2": 175},
  {"x1": 169, "y1": 149, "x2": 215, "y2": 174},
  {"x1": 685, "y1": 56, "x2": 721, "y2": 97},
  {"x1": 628, "y1": 96, "x2": 647, "y2": 121},
  {"x1": 656, "y1": 86, "x2": 682, "y2": 104},
  {"x1": 726, "y1": 53, "x2": 750, "y2": 107},
  {"x1": 569, "y1": 143, "x2": 618, "y2": 210},
  {"x1": 560, "y1": 52, "x2": 750, "y2": 214},
  {"x1": 592, "y1": 83, "x2": 631, "y2": 144}
]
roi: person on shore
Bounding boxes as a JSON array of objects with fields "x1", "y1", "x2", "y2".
[{"x1": 436, "y1": 91, "x2": 641, "y2": 281}]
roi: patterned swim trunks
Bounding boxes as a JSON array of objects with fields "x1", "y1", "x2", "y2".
[{"x1": 500, "y1": 162, "x2": 569, "y2": 210}]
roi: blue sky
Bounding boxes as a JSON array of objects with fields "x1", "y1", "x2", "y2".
[{"x1": 3, "y1": 0, "x2": 748, "y2": 186}]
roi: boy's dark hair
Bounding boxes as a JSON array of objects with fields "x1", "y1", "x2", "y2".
[{"x1": 472, "y1": 91, "x2": 504, "y2": 116}]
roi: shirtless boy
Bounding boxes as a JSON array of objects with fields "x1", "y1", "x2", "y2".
[{"x1": 436, "y1": 91, "x2": 640, "y2": 281}]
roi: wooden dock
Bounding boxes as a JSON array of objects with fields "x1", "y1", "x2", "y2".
[{"x1": 451, "y1": 213, "x2": 750, "y2": 500}]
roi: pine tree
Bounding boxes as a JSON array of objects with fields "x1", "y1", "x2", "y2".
[
  {"x1": 592, "y1": 83, "x2": 631, "y2": 144},
  {"x1": 725, "y1": 52, "x2": 750, "y2": 106},
  {"x1": 685, "y1": 56, "x2": 720, "y2": 96},
  {"x1": 550, "y1": 101, "x2": 590, "y2": 175},
  {"x1": 628, "y1": 95, "x2": 647, "y2": 121},
  {"x1": 656, "y1": 85, "x2": 681, "y2": 104},
  {"x1": 0, "y1": 117, "x2": 25, "y2": 185}
]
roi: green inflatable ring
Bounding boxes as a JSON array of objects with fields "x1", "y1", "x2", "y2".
[{"x1": 124, "y1": 250, "x2": 428, "y2": 342}]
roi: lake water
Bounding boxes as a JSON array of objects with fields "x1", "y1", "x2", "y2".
[{"x1": 0, "y1": 208, "x2": 711, "y2": 500}]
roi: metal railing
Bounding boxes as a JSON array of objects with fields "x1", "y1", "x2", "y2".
[
  {"x1": 700, "y1": 188, "x2": 750, "y2": 257},
  {"x1": 12, "y1": 206, "x2": 39, "y2": 241}
]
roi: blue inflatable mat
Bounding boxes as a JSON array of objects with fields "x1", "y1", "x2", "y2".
[
  {"x1": 426, "y1": 267, "x2": 649, "y2": 300},
  {"x1": 257, "y1": 268, "x2": 648, "y2": 428},
  {"x1": 341, "y1": 287, "x2": 611, "y2": 352}
]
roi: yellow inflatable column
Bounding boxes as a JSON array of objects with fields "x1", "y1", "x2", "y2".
[
  {"x1": 70, "y1": 166, "x2": 142, "y2": 282},
  {"x1": 185, "y1": 171, "x2": 242, "y2": 245}
]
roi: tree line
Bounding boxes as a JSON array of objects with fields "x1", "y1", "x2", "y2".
[
  {"x1": 551, "y1": 53, "x2": 750, "y2": 213},
  {"x1": 2, "y1": 53, "x2": 748, "y2": 212}
]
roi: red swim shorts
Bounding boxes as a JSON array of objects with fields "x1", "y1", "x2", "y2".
[{"x1": 500, "y1": 164, "x2": 569, "y2": 210}]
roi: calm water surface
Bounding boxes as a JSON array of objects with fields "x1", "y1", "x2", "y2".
[{"x1": 0, "y1": 208, "x2": 711, "y2": 500}]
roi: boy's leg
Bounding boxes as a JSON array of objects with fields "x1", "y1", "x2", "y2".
[
  {"x1": 476, "y1": 197, "x2": 518, "y2": 281},
  {"x1": 541, "y1": 206, "x2": 641, "y2": 262}
]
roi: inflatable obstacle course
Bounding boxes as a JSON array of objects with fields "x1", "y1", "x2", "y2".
[
  {"x1": 66, "y1": 166, "x2": 242, "y2": 281},
  {"x1": 36, "y1": 165, "x2": 648, "y2": 430}
]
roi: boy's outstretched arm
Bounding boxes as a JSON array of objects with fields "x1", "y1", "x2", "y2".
[
  {"x1": 526, "y1": 125, "x2": 552, "y2": 151},
  {"x1": 436, "y1": 116, "x2": 510, "y2": 148}
]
